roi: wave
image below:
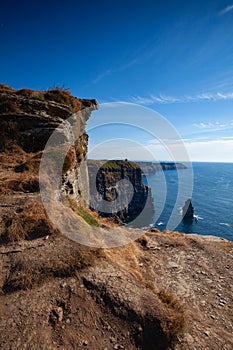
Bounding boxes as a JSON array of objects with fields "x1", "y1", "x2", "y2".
[
  {"x1": 219, "y1": 222, "x2": 231, "y2": 227},
  {"x1": 157, "y1": 221, "x2": 164, "y2": 226}
]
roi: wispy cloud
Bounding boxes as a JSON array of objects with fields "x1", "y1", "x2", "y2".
[
  {"x1": 91, "y1": 70, "x2": 112, "y2": 84},
  {"x1": 91, "y1": 58, "x2": 139, "y2": 84},
  {"x1": 89, "y1": 59, "x2": 139, "y2": 86},
  {"x1": 131, "y1": 92, "x2": 233, "y2": 105},
  {"x1": 192, "y1": 121, "x2": 233, "y2": 132},
  {"x1": 219, "y1": 4, "x2": 233, "y2": 15}
]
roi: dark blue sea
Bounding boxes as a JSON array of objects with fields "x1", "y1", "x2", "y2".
[{"x1": 143, "y1": 162, "x2": 233, "y2": 241}]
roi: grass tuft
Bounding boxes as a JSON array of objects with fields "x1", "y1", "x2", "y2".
[
  {"x1": 158, "y1": 289, "x2": 186, "y2": 340},
  {"x1": 3, "y1": 248, "x2": 103, "y2": 293}
]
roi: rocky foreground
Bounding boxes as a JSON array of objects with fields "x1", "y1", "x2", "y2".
[{"x1": 0, "y1": 224, "x2": 232, "y2": 350}]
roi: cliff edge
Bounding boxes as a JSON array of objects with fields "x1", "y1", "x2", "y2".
[{"x1": 0, "y1": 86, "x2": 232, "y2": 350}]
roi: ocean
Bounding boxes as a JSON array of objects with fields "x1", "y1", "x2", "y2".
[{"x1": 143, "y1": 162, "x2": 233, "y2": 241}]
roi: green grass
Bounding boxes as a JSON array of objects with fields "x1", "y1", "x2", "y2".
[
  {"x1": 76, "y1": 207, "x2": 100, "y2": 227},
  {"x1": 87, "y1": 159, "x2": 139, "y2": 170}
]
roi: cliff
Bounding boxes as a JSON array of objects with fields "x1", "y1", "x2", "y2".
[
  {"x1": 0, "y1": 86, "x2": 232, "y2": 350},
  {"x1": 0, "y1": 86, "x2": 98, "y2": 209},
  {"x1": 136, "y1": 161, "x2": 187, "y2": 175},
  {"x1": 87, "y1": 160, "x2": 155, "y2": 226}
]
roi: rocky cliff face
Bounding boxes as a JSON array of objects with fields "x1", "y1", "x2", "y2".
[
  {"x1": 88, "y1": 160, "x2": 155, "y2": 226},
  {"x1": 0, "y1": 87, "x2": 98, "y2": 207}
]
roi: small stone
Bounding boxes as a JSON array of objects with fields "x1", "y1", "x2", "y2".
[
  {"x1": 83, "y1": 340, "x2": 88, "y2": 346},
  {"x1": 113, "y1": 345, "x2": 119, "y2": 350},
  {"x1": 54, "y1": 306, "x2": 63, "y2": 322},
  {"x1": 138, "y1": 325, "x2": 143, "y2": 332},
  {"x1": 110, "y1": 337, "x2": 116, "y2": 343},
  {"x1": 66, "y1": 318, "x2": 71, "y2": 324},
  {"x1": 210, "y1": 315, "x2": 215, "y2": 319},
  {"x1": 169, "y1": 262, "x2": 179, "y2": 268},
  {"x1": 204, "y1": 331, "x2": 210, "y2": 336}
]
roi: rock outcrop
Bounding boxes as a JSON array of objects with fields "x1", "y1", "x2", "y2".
[
  {"x1": 0, "y1": 87, "x2": 98, "y2": 207},
  {"x1": 88, "y1": 160, "x2": 155, "y2": 226},
  {"x1": 182, "y1": 199, "x2": 194, "y2": 219}
]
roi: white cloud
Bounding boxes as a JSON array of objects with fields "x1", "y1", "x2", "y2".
[
  {"x1": 192, "y1": 121, "x2": 233, "y2": 131},
  {"x1": 184, "y1": 139, "x2": 233, "y2": 162},
  {"x1": 88, "y1": 135, "x2": 233, "y2": 163},
  {"x1": 131, "y1": 92, "x2": 233, "y2": 105},
  {"x1": 193, "y1": 122, "x2": 214, "y2": 129},
  {"x1": 219, "y1": 4, "x2": 233, "y2": 15},
  {"x1": 147, "y1": 138, "x2": 233, "y2": 162}
]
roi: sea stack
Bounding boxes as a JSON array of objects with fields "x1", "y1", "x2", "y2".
[{"x1": 182, "y1": 198, "x2": 194, "y2": 219}]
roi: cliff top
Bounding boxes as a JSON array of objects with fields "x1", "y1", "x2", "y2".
[
  {"x1": 87, "y1": 159, "x2": 139, "y2": 170},
  {"x1": 0, "y1": 84, "x2": 98, "y2": 116}
]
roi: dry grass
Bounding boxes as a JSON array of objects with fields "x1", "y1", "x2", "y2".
[
  {"x1": 3, "y1": 247, "x2": 103, "y2": 293},
  {"x1": 158, "y1": 288, "x2": 186, "y2": 340},
  {"x1": 148, "y1": 229, "x2": 188, "y2": 248},
  {"x1": 62, "y1": 147, "x2": 76, "y2": 173},
  {"x1": 14, "y1": 152, "x2": 42, "y2": 174},
  {"x1": 0, "y1": 176, "x2": 39, "y2": 194},
  {"x1": 0, "y1": 200, "x2": 57, "y2": 243},
  {"x1": 0, "y1": 95, "x2": 19, "y2": 114},
  {"x1": 44, "y1": 87, "x2": 82, "y2": 111},
  {"x1": 104, "y1": 242, "x2": 145, "y2": 283},
  {"x1": 0, "y1": 84, "x2": 16, "y2": 93},
  {"x1": 0, "y1": 85, "x2": 84, "y2": 114}
]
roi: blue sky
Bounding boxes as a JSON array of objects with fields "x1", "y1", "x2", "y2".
[{"x1": 1, "y1": 0, "x2": 233, "y2": 161}]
